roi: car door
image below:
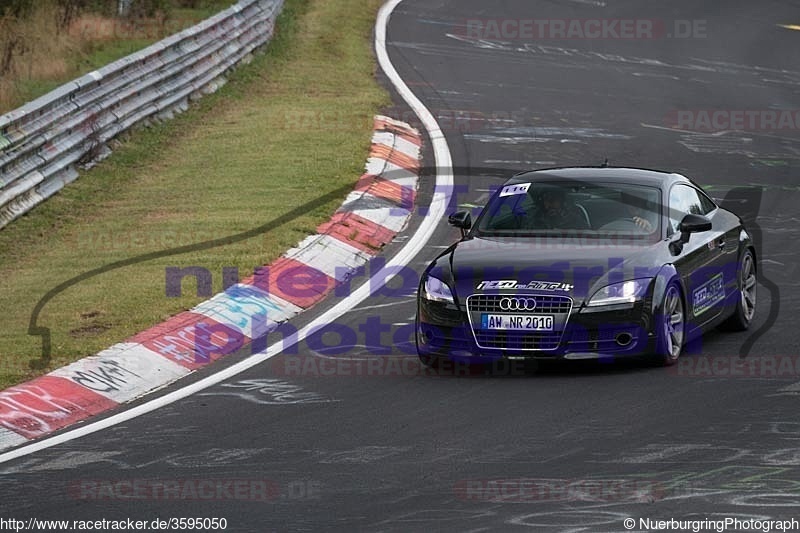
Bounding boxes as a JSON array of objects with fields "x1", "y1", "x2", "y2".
[{"x1": 667, "y1": 183, "x2": 730, "y2": 332}]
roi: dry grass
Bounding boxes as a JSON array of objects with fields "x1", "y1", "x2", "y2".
[
  {"x1": 0, "y1": 1, "x2": 231, "y2": 112},
  {"x1": 1, "y1": 3, "x2": 74, "y2": 110},
  {"x1": 0, "y1": 5, "x2": 71, "y2": 110}
]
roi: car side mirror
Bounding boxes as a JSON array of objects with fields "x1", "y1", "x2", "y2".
[
  {"x1": 448, "y1": 210, "x2": 471, "y2": 237},
  {"x1": 670, "y1": 213, "x2": 712, "y2": 255},
  {"x1": 678, "y1": 213, "x2": 712, "y2": 234}
]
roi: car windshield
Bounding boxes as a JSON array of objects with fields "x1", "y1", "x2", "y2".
[{"x1": 475, "y1": 180, "x2": 661, "y2": 240}]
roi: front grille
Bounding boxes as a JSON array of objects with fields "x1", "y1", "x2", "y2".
[
  {"x1": 474, "y1": 331, "x2": 562, "y2": 351},
  {"x1": 467, "y1": 294, "x2": 572, "y2": 314},
  {"x1": 467, "y1": 294, "x2": 573, "y2": 351}
]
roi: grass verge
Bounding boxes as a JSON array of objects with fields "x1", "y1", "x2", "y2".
[{"x1": 0, "y1": 0, "x2": 389, "y2": 388}]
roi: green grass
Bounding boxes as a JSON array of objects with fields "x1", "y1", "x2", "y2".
[{"x1": 0, "y1": 0, "x2": 389, "y2": 387}]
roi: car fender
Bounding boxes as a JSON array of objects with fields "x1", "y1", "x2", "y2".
[
  {"x1": 650, "y1": 264, "x2": 682, "y2": 319},
  {"x1": 739, "y1": 228, "x2": 755, "y2": 263},
  {"x1": 418, "y1": 244, "x2": 462, "y2": 309},
  {"x1": 720, "y1": 227, "x2": 756, "y2": 312}
]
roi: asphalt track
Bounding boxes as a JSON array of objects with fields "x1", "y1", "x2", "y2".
[{"x1": 3, "y1": 1, "x2": 800, "y2": 531}]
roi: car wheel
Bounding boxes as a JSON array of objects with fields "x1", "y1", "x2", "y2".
[
  {"x1": 720, "y1": 249, "x2": 757, "y2": 331},
  {"x1": 654, "y1": 283, "x2": 685, "y2": 366}
]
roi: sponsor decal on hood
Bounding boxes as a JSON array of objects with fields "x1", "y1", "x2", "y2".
[{"x1": 476, "y1": 280, "x2": 574, "y2": 291}]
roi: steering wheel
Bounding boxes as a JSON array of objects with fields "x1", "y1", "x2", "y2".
[{"x1": 599, "y1": 218, "x2": 649, "y2": 233}]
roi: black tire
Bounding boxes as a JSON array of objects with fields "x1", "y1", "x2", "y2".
[
  {"x1": 719, "y1": 249, "x2": 757, "y2": 332},
  {"x1": 653, "y1": 283, "x2": 685, "y2": 366}
]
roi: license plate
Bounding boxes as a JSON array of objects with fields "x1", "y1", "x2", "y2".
[{"x1": 481, "y1": 314, "x2": 554, "y2": 331}]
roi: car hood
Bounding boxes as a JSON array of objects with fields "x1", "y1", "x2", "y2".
[{"x1": 430, "y1": 235, "x2": 665, "y2": 303}]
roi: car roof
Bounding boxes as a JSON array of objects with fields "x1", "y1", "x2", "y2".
[{"x1": 506, "y1": 166, "x2": 691, "y2": 188}]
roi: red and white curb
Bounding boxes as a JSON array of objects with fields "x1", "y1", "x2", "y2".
[{"x1": 0, "y1": 115, "x2": 421, "y2": 452}]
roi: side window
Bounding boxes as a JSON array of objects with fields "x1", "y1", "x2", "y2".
[
  {"x1": 669, "y1": 184, "x2": 711, "y2": 233},
  {"x1": 697, "y1": 188, "x2": 717, "y2": 214}
]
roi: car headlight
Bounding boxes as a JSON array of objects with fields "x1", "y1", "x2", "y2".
[
  {"x1": 587, "y1": 279, "x2": 650, "y2": 307},
  {"x1": 422, "y1": 274, "x2": 455, "y2": 304}
]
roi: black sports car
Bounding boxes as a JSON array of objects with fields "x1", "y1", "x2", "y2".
[{"x1": 416, "y1": 167, "x2": 757, "y2": 366}]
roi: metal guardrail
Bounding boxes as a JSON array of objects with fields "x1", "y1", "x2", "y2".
[{"x1": 0, "y1": 0, "x2": 283, "y2": 229}]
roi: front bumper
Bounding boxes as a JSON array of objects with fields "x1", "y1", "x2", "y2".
[{"x1": 417, "y1": 295, "x2": 656, "y2": 363}]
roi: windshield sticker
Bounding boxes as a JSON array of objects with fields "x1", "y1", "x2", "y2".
[
  {"x1": 476, "y1": 280, "x2": 574, "y2": 291},
  {"x1": 499, "y1": 183, "x2": 531, "y2": 197}
]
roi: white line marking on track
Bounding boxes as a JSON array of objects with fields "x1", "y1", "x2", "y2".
[
  {"x1": 345, "y1": 298, "x2": 416, "y2": 313},
  {"x1": 0, "y1": 0, "x2": 453, "y2": 465}
]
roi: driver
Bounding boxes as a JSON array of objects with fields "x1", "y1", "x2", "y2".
[
  {"x1": 532, "y1": 187, "x2": 589, "y2": 229},
  {"x1": 622, "y1": 192, "x2": 658, "y2": 233}
]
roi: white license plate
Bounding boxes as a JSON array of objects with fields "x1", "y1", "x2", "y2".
[{"x1": 481, "y1": 314, "x2": 554, "y2": 331}]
